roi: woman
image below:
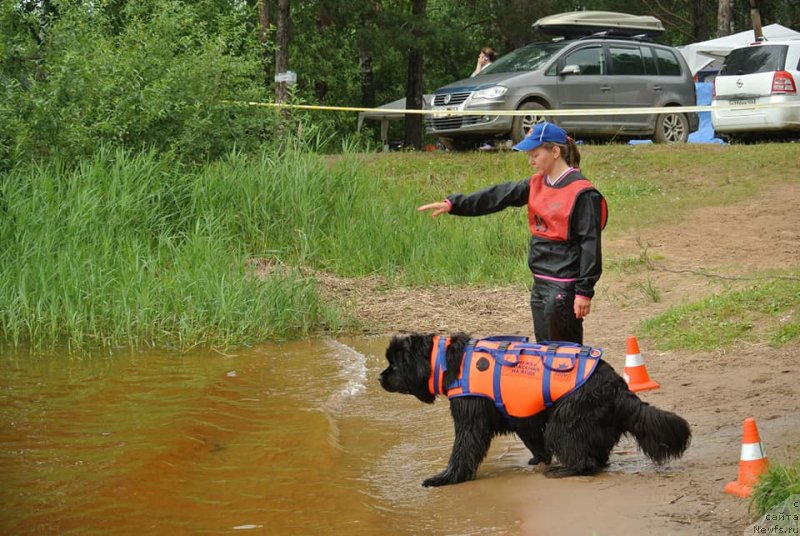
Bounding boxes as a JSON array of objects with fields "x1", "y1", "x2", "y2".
[
  {"x1": 417, "y1": 122, "x2": 607, "y2": 344},
  {"x1": 471, "y1": 47, "x2": 496, "y2": 77}
]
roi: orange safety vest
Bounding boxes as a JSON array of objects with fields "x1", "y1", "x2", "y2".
[
  {"x1": 429, "y1": 336, "x2": 603, "y2": 418},
  {"x1": 528, "y1": 172, "x2": 608, "y2": 241}
]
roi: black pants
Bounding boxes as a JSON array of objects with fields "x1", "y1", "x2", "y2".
[{"x1": 530, "y1": 278, "x2": 583, "y2": 344}]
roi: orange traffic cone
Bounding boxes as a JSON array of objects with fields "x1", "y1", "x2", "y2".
[
  {"x1": 622, "y1": 336, "x2": 660, "y2": 392},
  {"x1": 725, "y1": 417, "x2": 769, "y2": 498}
]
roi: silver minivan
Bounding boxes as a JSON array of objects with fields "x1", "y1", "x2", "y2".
[{"x1": 426, "y1": 36, "x2": 698, "y2": 149}]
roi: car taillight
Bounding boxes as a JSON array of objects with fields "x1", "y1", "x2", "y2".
[{"x1": 771, "y1": 70, "x2": 797, "y2": 94}]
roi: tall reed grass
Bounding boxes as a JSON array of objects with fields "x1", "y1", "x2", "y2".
[
  {"x1": 0, "y1": 145, "x2": 531, "y2": 350},
  {"x1": 0, "y1": 148, "x2": 339, "y2": 350}
]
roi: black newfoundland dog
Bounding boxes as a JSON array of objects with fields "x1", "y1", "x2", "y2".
[{"x1": 378, "y1": 333, "x2": 691, "y2": 487}]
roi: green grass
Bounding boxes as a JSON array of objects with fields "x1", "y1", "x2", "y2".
[
  {"x1": 1, "y1": 141, "x2": 798, "y2": 350},
  {"x1": 640, "y1": 274, "x2": 800, "y2": 350},
  {"x1": 750, "y1": 459, "x2": 800, "y2": 517},
  {"x1": 0, "y1": 147, "x2": 348, "y2": 350},
  {"x1": 358, "y1": 143, "x2": 799, "y2": 237},
  {"x1": 606, "y1": 239, "x2": 663, "y2": 274}
]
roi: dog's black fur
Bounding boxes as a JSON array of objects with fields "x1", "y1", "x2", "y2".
[{"x1": 379, "y1": 333, "x2": 691, "y2": 487}]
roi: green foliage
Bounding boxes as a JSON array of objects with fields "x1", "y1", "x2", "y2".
[
  {"x1": 634, "y1": 276, "x2": 661, "y2": 303},
  {"x1": 750, "y1": 460, "x2": 800, "y2": 517},
  {"x1": 641, "y1": 275, "x2": 800, "y2": 350},
  {"x1": 0, "y1": 147, "x2": 345, "y2": 350},
  {"x1": 1, "y1": 0, "x2": 270, "y2": 168}
]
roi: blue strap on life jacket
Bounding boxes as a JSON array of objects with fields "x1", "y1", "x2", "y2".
[
  {"x1": 446, "y1": 339, "x2": 478, "y2": 394},
  {"x1": 432, "y1": 336, "x2": 449, "y2": 395},
  {"x1": 575, "y1": 346, "x2": 591, "y2": 381},
  {"x1": 542, "y1": 344, "x2": 558, "y2": 407},
  {"x1": 541, "y1": 341, "x2": 582, "y2": 407},
  {"x1": 491, "y1": 341, "x2": 512, "y2": 414}
]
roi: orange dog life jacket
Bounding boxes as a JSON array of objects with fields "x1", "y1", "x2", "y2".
[{"x1": 429, "y1": 336, "x2": 603, "y2": 418}]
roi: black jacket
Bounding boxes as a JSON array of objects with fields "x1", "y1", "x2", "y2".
[{"x1": 446, "y1": 170, "x2": 604, "y2": 298}]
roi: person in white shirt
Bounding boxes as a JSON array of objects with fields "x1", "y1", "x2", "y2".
[{"x1": 471, "y1": 47, "x2": 496, "y2": 77}]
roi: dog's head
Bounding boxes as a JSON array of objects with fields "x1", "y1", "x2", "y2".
[{"x1": 378, "y1": 334, "x2": 436, "y2": 404}]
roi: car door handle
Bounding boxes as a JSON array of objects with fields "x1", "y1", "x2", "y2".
[
  {"x1": 600, "y1": 85, "x2": 612, "y2": 92},
  {"x1": 652, "y1": 85, "x2": 663, "y2": 91}
]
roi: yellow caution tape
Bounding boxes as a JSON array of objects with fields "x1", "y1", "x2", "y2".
[{"x1": 224, "y1": 99, "x2": 800, "y2": 117}]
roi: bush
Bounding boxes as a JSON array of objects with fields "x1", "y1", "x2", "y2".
[{"x1": 1, "y1": 0, "x2": 271, "y2": 167}]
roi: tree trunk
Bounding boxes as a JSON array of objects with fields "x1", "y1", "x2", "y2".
[
  {"x1": 688, "y1": 0, "x2": 708, "y2": 41},
  {"x1": 404, "y1": 0, "x2": 426, "y2": 150},
  {"x1": 717, "y1": 0, "x2": 733, "y2": 37},
  {"x1": 258, "y1": 0, "x2": 271, "y2": 89},
  {"x1": 750, "y1": 0, "x2": 763, "y2": 40},
  {"x1": 275, "y1": 0, "x2": 290, "y2": 105},
  {"x1": 359, "y1": 50, "x2": 375, "y2": 109},
  {"x1": 357, "y1": 4, "x2": 379, "y2": 110}
]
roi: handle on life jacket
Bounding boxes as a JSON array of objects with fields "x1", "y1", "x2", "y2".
[
  {"x1": 540, "y1": 342, "x2": 594, "y2": 373},
  {"x1": 481, "y1": 335, "x2": 530, "y2": 343},
  {"x1": 472, "y1": 340, "x2": 523, "y2": 367}
]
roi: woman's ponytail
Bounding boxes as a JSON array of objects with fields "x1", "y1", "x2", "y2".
[{"x1": 563, "y1": 137, "x2": 581, "y2": 168}]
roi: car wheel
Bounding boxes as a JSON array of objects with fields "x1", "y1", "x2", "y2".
[
  {"x1": 511, "y1": 102, "x2": 548, "y2": 143},
  {"x1": 653, "y1": 111, "x2": 689, "y2": 143}
]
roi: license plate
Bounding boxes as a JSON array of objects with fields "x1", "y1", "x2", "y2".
[
  {"x1": 432, "y1": 106, "x2": 461, "y2": 118},
  {"x1": 729, "y1": 99, "x2": 756, "y2": 107}
]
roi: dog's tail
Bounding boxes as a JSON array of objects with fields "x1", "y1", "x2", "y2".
[{"x1": 617, "y1": 390, "x2": 691, "y2": 464}]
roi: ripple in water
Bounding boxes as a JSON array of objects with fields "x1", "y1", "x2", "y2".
[{"x1": 320, "y1": 339, "x2": 368, "y2": 449}]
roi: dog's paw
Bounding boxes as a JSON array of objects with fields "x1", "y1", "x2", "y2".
[
  {"x1": 543, "y1": 466, "x2": 576, "y2": 479},
  {"x1": 528, "y1": 453, "x2": 552, "y2": 466},
  {"x1": 545, "y1": 464, "x2": 600, "y2": 479}
]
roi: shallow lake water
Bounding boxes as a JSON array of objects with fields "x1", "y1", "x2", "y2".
[{"x1": 1, "y1": 337, "x2": 540, "y2": 535}]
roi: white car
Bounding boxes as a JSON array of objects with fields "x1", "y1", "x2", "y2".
[{"x1": 712, "y1": 40, "x2": 800, "y2": 139}]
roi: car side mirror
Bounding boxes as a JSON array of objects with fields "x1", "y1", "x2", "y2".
[{"x1": 560, "y1": 64, "x2": 581, "y2": 76}]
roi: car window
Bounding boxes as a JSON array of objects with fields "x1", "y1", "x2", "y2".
[
  {"x1": 653, "y1": 48, "x2": 682, "y2": 76},
  {"x1": 563, "y1": 46, "x2": 605, "y2": 75},
  {"x1": 720, "y1": 45, "x2": 789, "y2": 75},
  {"x1": 481, "y1": 42, "x2": 567, "y2": 74},
  {"x1": 641, "y1": 46, "x2": 659, "y2": 75},
  {"x1": 610, "y1": 46, "x2": 645, "y2": 75}
]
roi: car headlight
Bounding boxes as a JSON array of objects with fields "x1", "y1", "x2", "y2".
[{"x1": 471, "y1": 86, "x2": 508, "y2": 100}]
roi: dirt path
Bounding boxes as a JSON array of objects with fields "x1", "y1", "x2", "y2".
[{"x1": 321, "y1": 181, "x2": 800, "y2": 534}]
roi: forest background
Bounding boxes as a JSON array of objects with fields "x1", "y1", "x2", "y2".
[{"x1": 3, "y1": 0, "x2": 800, "y2": 168}]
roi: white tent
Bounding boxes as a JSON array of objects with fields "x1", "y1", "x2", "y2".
[{"x1": 678, "y1": 23, "x2": 800, "y2": 75}]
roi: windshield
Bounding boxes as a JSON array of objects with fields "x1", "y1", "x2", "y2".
[
  {"x1": 720, "y1": 45, "x2": 788, "y2": 75},
  {"x1": 479, "y1": 41, "x2": 567, "y2": 75}
]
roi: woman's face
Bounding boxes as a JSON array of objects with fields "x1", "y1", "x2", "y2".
[{"x1": 527, "y1": 145, "x2": 560, "y2": 175}]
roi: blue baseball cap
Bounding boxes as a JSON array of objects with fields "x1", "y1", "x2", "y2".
[{"x1": 512, "y1": 122, "x2": 568, "y2": 152}]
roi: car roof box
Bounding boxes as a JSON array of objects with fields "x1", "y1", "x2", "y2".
[{"x1": 533, "y1": 11, "x2": 665, "y2": 38}]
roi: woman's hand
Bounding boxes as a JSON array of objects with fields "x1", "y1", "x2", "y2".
[
  {"x1": 417, "y1": 201, "x2": 451, "y2": 218},
  {"x1": 574, "y1": 295, "x2": 592, "y2": 319}
]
